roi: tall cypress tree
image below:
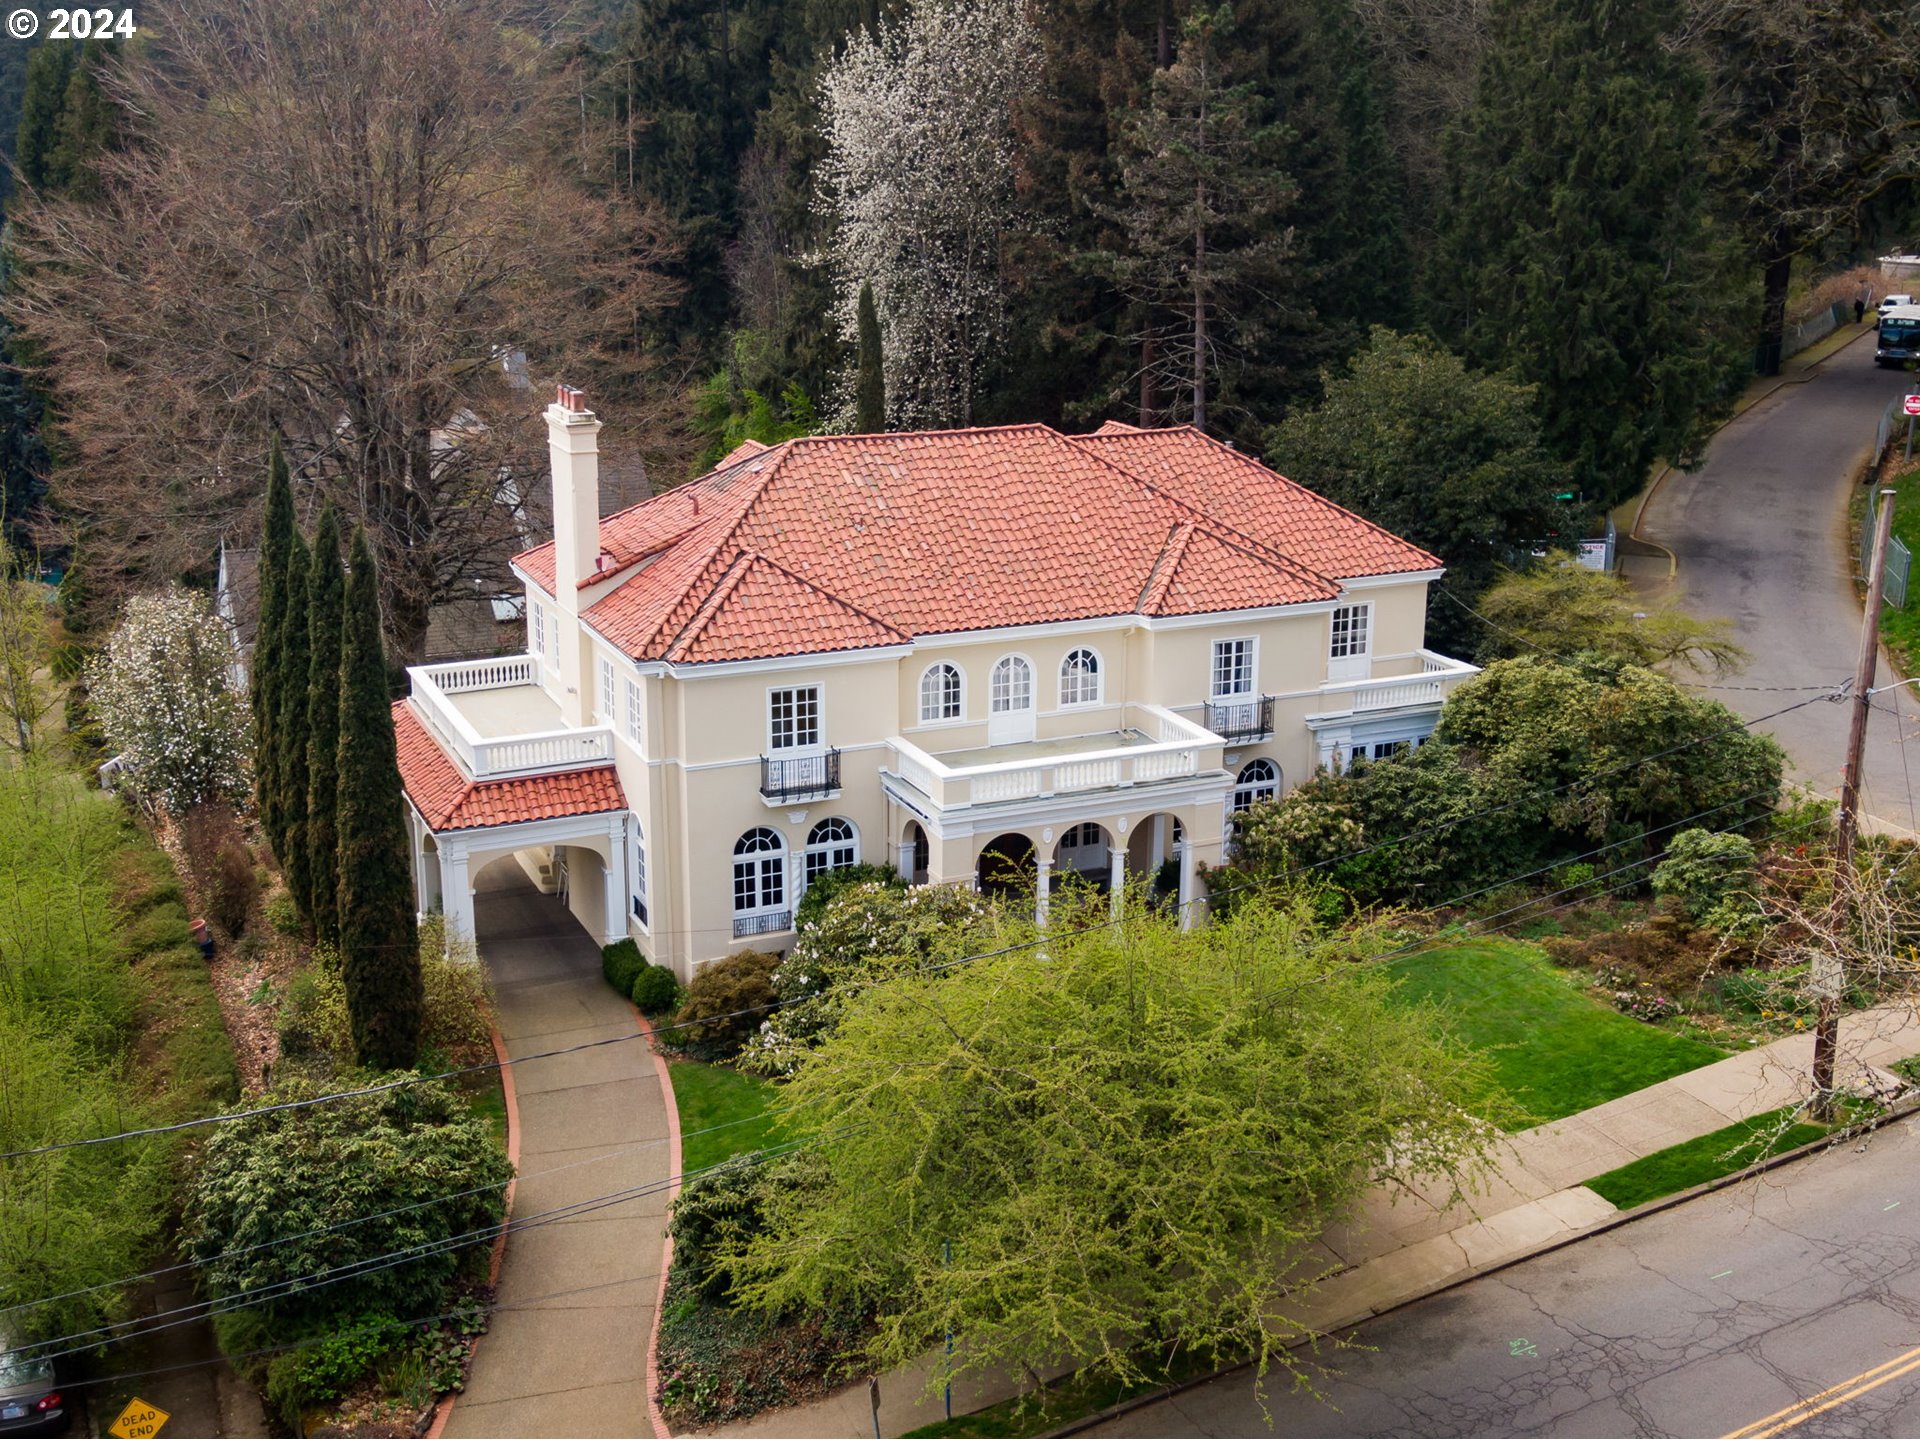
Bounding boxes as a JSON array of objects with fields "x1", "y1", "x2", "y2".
[
  {"x1": 854, "y1": 281, "x2": 885, "y2": 432},
  {"x1": 304, "y1": 503, "x2": 345, "y2": 945},
  {"x1": 1424, "y1": 0, "x2": 1743, "y2": 507},
  {"x1": 335, "y1": 528, "x2": 421, "y2": 1070},
  {"x1": 277, "y1": 532, "x2": 313, "y2": 923},
  {"x1": 251, "y1": 439, "x2": 293, "y2": 847}
]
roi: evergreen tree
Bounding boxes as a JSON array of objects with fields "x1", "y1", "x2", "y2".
[
  {"x1": 251, "y1": 439, "x2": 293, "y2": 851},
  {"x1": 854, "y1": 281, "x2": 885, "y2": 431},
  {"x1": 304, "y1": 504, "x2": 345, "y2": 945},
  {"x1": 0, "y1": 246, "x2": 49, "y2": 548},
  {"x1": 277, "y1": 532, "x2": 313, "y2": 925},
  {"x1": 44, "y1": 40, "x2": 120, "y2": 202},
  {"x1": 1425, "y1": 0, "x2": 1744, "y2": 507},
  {"x1": 14, "y1": 44, "x2": 76, "y2": 194},
  {"x1": 335, "y1": 528, "x2": 420, "y2": 1070},
  {"x1": 1091, "y1": 6, "x2": 1299, "y2": 433}
]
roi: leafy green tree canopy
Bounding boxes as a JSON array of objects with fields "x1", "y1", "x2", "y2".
[
  {"x1": 1475, "y1": 553, "x2": 1748, "y2": 675},
  {"x1": 1265, "y1": 327, "x2": 1572, "y2": 649},
  {"x1": 725, "y1": 896, "x2": 1498, "y2": 1392}
]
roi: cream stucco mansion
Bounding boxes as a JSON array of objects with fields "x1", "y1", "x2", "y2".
[{"x1": 394, "y1": 386, "x2": 1479, "y2": 976}]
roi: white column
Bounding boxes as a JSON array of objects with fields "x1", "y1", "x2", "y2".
[
  {"x1": 1035, "y1": 852, "x2": 1052, "y2": 929},
  {"x1": 440, "y1": 843, "x2": 474, "y2": 953},
  {"x1": 790, "y1": 850, "x2": 808, "y2": 912},
  {"x1": 1108, "y1": 846, "x2": 1127, "y2": 921},
  {"x1": 603, "y1": 822, "x2": 628, "y2": 945},
  {"x1": 406, "y1": 812, "x2": 428, "y2": 921},
  {"x1": 1176, "y1": 838, "x2": 1197, "y2": 932},
  {"x1": 897, "y1": 837, "x2": 916, "y2": 884}
]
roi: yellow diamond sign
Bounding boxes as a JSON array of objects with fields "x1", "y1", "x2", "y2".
[{"x1": 108, "y1": 1398, "x2": 170, "y2": 1438}]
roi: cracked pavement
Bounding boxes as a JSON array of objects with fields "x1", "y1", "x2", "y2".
[{"x1": 1087, "y1": 1116, "x2": 1920, "y2": 1438}]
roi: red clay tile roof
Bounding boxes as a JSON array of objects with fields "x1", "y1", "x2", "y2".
[
  {"x1": 394, "y1": 702, "x2": 626, "y2": 832},
  {"x1": 513, "y1": 424, "x2": 1437, "y2": 666}
]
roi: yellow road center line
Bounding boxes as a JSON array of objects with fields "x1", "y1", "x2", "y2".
[{"x1": 1726, "y1": 1346, "x2": 1920, "y2": 1438}]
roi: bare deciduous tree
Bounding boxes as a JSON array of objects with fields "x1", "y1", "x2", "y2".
[{"x1": 6, "y1": 0, "x2": 680, "y2": 661}]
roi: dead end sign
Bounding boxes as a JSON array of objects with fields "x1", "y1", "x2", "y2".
[
  {"x1": 1905, "y1": 394, "x2": 1920, "y2": 417},
  {"x1": 108, "y1": 1398, "x2": 170, "y2": 1438}
]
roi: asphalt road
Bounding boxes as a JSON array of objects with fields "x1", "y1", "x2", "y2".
[
  {"x1": 1639, "y1": 331, "x2": 1919, "y2": 832},
  {"x1": 1088, "y1": 1116, "x2": 1920, "y2": 1438}
]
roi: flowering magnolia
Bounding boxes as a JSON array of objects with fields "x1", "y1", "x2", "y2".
[
  {"x1": 815, "y1": 0, "x2": 1039, "y2": 428},
  {"x1": 87, "y1": 585, "x2": 251, "y2": 814}
]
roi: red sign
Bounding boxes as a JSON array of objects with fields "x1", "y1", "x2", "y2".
[{"x1": 1906, "y1": 394, "x2": 1920, "y2": 417}]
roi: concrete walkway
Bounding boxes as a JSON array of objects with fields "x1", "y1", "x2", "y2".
[
  {"x1": 714, "y1": 1004, "x2": 1920, "y2": 1438},
  {"x1": 445, "y1": 869, "x2": 672, "y2": 1439}
]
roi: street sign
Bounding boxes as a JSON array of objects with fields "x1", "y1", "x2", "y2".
[
  {"x1": 108, "y1": 1398, "x2": 170, "y2": 1438},
  {"x1": 1905, "y1": 394, "x2": 1920, "y2": 417}
]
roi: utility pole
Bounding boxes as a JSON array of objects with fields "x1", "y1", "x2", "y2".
[{"x1": 1816, "y1": 486, "x2": 1897, "y2": 1113}]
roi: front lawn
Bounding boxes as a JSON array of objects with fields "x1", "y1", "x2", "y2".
[
  {"x1": 1585, "y1": 1108, "x2": 1833, "y2": 1209},
  {"x1": 670, "y1": 1059, "x2": 780, "y2": 1174},
  {"x1": 1385, "y1": 939, "x2": 1726, "y2": 1126}
]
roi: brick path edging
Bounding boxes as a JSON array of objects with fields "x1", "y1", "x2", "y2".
[{"x1": 633, "y1": 1006, "x2": 684, "y2": 1440}]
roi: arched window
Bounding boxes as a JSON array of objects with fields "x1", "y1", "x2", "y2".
[
  {"x1": 919, "y1": 663, "x2": 963, "y2": 723},
  {"x1": 990, "y1": 655, "x2": 1033, "y2": 713},
  {"x1": 1059, "y1": 647, "x2": 1102, "y2": 706},
  {"x1": 1231, "y1": 758, "x2": 1281, "y2": 813},
  {"x1": 804, "y1": 817, "x2": 859, "y2": 885},
  {"x1": 732, "y1": 827, "x2": 786, "y2": 916}
]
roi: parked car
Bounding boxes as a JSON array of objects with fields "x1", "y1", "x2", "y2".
[
  {"x1": 0, "y1": 1340, "x2": 63, "y2": 1437},
  {"x1": 1879, "y1": 294, "x2": 1915, "y2": 324}
]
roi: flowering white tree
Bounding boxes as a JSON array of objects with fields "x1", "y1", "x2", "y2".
[
  {"x1": 816, "y1": 0, "x2": 1040, "y2": 429},
  {"x1": 87, "y1": 586, "x2": 250, "y2": 814}
]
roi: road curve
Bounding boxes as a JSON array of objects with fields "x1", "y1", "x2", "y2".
[
  {"x1": 1088, "y1": 1115, "x2": 1920, "y2": 1438},
  {"x1": 1638, "y1": 332, "x2": 1918, "y2": 832}
]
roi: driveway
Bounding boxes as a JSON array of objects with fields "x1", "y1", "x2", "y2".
[
  {"x1": 1639, "y1": 330, "x2": 1920, "y2": 832},
  {"x1": 443, "y1": 868, "x2": 672, "y2": 1439}
]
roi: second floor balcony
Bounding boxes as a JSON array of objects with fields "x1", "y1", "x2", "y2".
[
  {"x1": 885, "y1": 702, "x2": 1225, "y2": 817},
  {"x1": 761, "y1": 749, "x2": 842, "y2": 803},
  {"x1": 1311, "y1": 649, "x2": 1480, "y2": 717},
  {"x1": 407, "y1": 654, "x2": 614, "y2": 781},
  {"x1": 1204, "y1": 695, "x2": 1275, "y2": 742}
]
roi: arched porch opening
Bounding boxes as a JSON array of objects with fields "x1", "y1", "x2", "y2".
[{"x1": 977, "y1": 831, "x2": 1036, "y2": 899}]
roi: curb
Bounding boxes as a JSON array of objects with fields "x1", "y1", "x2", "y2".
[
  {"x1": 1050, "y1": 1093, "x2": 1920, "y2": 1438},
  {"x1": 427, "y1": 1028, "x2": 522, "y2": 1440},
  {"x1": 633, "y1": 1005, "x2": 684, "y2": 1440},
  {"x1": 1629, "y1": 325, "x2": 1878, "y2": 572}
]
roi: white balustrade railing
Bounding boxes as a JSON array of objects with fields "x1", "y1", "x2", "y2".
[
  {"x1": 1317, "y1": 650, "x2": 1479, "y2": 715},
  {"x1": 891, "y1": 703, "x2": 1219, "y2": 812},
  {"x1": 406, "y1": 654, "x2": 614, "y2": 781}
]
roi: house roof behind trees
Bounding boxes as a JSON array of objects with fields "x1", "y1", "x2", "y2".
[{"x1": 514, "y1": 423, "x2": 1439, "y2": 665}]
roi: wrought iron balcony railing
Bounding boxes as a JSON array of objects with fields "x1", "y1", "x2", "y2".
[
  {"x1": 1204, "y1": 695, "x2": 1275, "y2": 742},
  {"x1": 760, "y1": 748, "x2": 841, "y2": 802}
]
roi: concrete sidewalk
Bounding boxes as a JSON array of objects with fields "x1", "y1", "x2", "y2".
[
  {"x1": 443, "y1": 870, "x2": 673, "y2": 1439},
  {"x1": 713, "y1": 1004, "x2": 1920, "y2": 1438}
]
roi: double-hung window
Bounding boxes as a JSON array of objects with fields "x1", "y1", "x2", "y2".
[
  {"x1": 1210, "y1": 638, "x2": 1256, "y2": 698},
  {"x1": 598, "y1": 658, "x2": 616, "y2": 725},
  {"x1": 531, "y1": 599, "x2": 549, "y2": 666},
  {"x1": 768, "y1": 685, "x2": 822, "y2": 751},
  {"x1": 1330, "y1": 604, "x2": 1371, "y2": 661},
  {"x1": 632, "y1": 825, "x2": 649, "y2": 926}
]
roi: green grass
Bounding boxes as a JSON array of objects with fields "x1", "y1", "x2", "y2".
[
  {"x1": 670, "y1": 1059, "x2": 779, "y2": 1174},
  {"x1": 1865, "y1": 457, "x2": 1920, "y2": 674},
  {"x1": 1384, "y1": 940, "x2": 1726, "y2": 1126},
  {"x1": 1586, "y1": 1108, "x2": 1832, "y2": 1209},
  {"x1": 464, "y1": 1073, "x2": 508, "y2": 1150}
]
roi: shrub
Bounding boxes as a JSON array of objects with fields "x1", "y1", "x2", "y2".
[
  {"x1": 264, "y1": 889, "x2": 302, "y2": 937},
  {"x1": 1652, "y1": 829, "x2": 1759, "y2": 922},
  {"x1": 262, "y1": 1313, "x2": 403, "y2": 1428},
  {"x1": 209, "y1": 842, "x2": 258, "y2": 938},
  {"x1": 185, "y1": 1075, "x2": 510, "y2": 1338},
  {"x1": 675, "y1": 951, "x2": 782, "y2": 1059},
  {"x1": 603, "y1": 937, "x2": 645, "y2": 996},
  {"x1": 278, "y1": 932, "x2": 494, "y2": 1070},
  {"x1": 631, "y1": 962, "x2": 681, "y2": 1016},
  {"x1": 668, "y1": 1153, "x2": 816, "y2": 1302},
  {"x1": 793, "y1": 863, "x2": 901, "y2": 930}
]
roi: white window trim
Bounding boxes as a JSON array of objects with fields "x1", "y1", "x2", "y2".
[
  {"x1": 988, "y1": 653, "x2": 1037, "y2": 714},
  {"x1": 1330, "y1": 602, "x2": 1373, "y2": 660},
  {"x1": 1058, "y1": 647, "x2": 1104, "y2": 708},
  {"x1": 1210, "y1": 636, "x2": 1259, "y2": 699},
  {"x1": 624, "y1": 677, "x2": 644, "y2": 747},
  {"x1": 917, "y1": 662, "x2": 965, "y2": 724},
  {"x1": 598, "y1": 656, "x2": 616, "y2": 725},
  {"x1": 732, "y1": 827, "x2": 788, "y2": 917},
  {"x1": 803, "y1": 816, "x2": 860, "y2": 884},
  {"x1": 631, "y1": 819, "x2": 650, "y2": 931},
  {"x1": 765, "y1": 683, "x2": 824, "y2": 754},
  {"x1": 1231, "y1": 757, "x2": 1281, "y2": 813}
]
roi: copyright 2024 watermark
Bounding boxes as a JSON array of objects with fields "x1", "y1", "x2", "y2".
[{"x1": 8, "y1": 7, "x2": 139, "y2": 39}]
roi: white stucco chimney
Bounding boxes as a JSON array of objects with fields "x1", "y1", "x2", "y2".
[{"x1": 546, "y1": 384, "x2": 602, "y2": 617}]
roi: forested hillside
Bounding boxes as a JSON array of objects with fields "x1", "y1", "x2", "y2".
[{"x1": 0, "y1": 0, "x2": 1915, "y2": 648}]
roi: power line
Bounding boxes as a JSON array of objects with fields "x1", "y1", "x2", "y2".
[{"x1": 1, "y1": 684, "x2": 1831, "y2": 1163}]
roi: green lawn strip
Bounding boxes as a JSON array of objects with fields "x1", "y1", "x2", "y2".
[
  {"x1": 670, "y1": 1058, "x2": 780, "y2": 1174},
  {"x1": 1870, "y1": 458, "x2": 1920, "y2": 675},
  {"x1": 1585, "y1": 1108, "x2": 1832, "y2": 1210},
  {"x1": 1383, "y1": 940, "x2": 1725, "y2": 1126},
  {"x1": 463, "y1": 1072, "x2": 508, "y2": 1150}
]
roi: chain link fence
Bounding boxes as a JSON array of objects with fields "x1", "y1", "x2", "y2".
[{"x1": 1862, "y1": 486, "x2": 1912, "y2": 610}]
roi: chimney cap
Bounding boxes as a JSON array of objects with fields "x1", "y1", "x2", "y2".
[{"x1": 556, "y1": 383, "x2": 587, "y2": 412}]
